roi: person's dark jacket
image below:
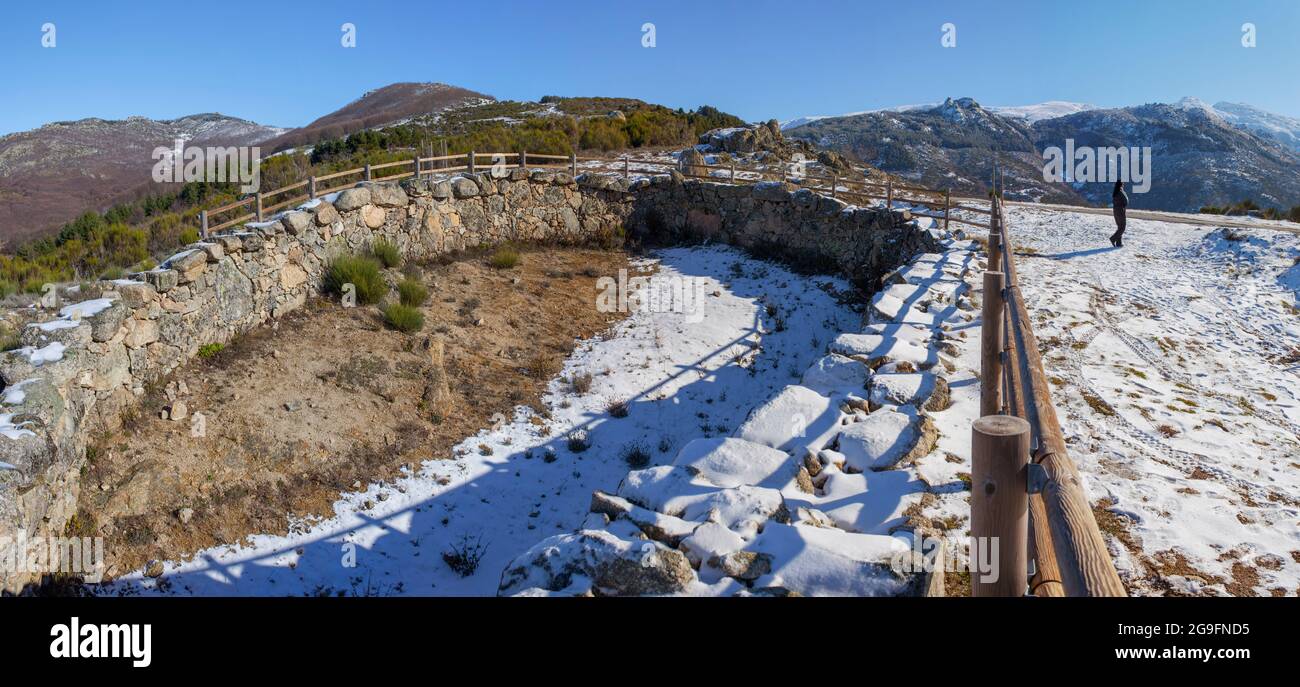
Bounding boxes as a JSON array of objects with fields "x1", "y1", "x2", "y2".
[{"x1": 1112, "y1": 182, "x2": 1128, "y2": 210}]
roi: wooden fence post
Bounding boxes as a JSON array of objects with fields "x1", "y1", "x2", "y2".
[
  {"x1": 200, "y1": 210, "x2": 208, "y2": 239},
  {"x1": 364, "y1": 163, "x2": 372, "y2": 181},
  {"x1": 468, "y1": 151, "x2": 476, "y2": 175},
  {"x1": 255, "y1": 192, "x2": 263, "y2": 222},
  {"x1": 886, "y1": 179, "x2": 893, "y2": 209},
  {"x1": 988, "y1": 231, "x2": 1002, "y2": 274},
  {"x1": 981, "y1": 271, "x2": 1006, "y2": 417},
  {"x1": 308, "y1": 176, "x2": 316, "y2": 200},
  {"x1": 831, "y1": 173, "x2": 838, "y2": 199},
  {"x1": 943, "y1": 189, "x2": 951, "y2": 232},
  {"x1": 624, "y1": 156, "x2": 630, "y2": 179},
  {"x1": 729, "y1": 162, "x2": 735, "y2": 183},
  {"x1": 570, "y1": 152, "x2": 577, "y2": 177},
  {"x1": 520, "y1": 150, "x2": 527, "y2": 171},
  {"x1": 413, "y1": 158, "x2": 420, "y2": 179},
  {"x1": 971, "y1": 414, "x2": 1030, "y2": 597}
]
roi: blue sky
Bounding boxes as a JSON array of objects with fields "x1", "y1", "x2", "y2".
[{"x1": 2, "y1": 0, "x2": 1298, "y2": 135}]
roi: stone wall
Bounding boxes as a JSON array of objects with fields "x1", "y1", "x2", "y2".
[
  {"x1": 607, "y1": 175, "x2": 937, "y2": 291},
  {"x1": 0, "y1": 168, "x2": 931, "y2": 592}
]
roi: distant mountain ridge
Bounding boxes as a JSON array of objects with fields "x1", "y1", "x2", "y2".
[
  {"x1": 0, "y1": 113, "x2": 286, "y2": 244},
  {"x1": 0, "y1": 82, "x2": 492, "y2": 244},
  {"x1": 786, "y1": 96, "x2": 1300, "y2": 212}
]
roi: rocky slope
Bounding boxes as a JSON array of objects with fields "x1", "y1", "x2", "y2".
[{"x1": 0, "y1": 113, "x2": 285, "y2": 245}]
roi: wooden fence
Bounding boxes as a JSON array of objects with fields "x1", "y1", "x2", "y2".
[
  {"x1": 199, "y1": 151, "x2": 995, "y2": 236},
  {"x1": 973, "y1": 185, "x2": 1128, "y2": 597}
]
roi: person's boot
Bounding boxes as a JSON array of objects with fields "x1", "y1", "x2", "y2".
[{"x1": 1109, "y1": 232, "x2": 1119, "y2": 247}]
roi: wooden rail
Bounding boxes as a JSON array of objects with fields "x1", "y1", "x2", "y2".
[
  {"x1": 973, "y1": 186, "x2": 1127, "y2": 597},
  {"x1": 199, "y1": 150, "x2": 991, "y2": 238}
]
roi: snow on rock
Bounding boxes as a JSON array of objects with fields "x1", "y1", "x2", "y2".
[
  {"x1": 869, "y1": 372, "x2": 951, "y2": 412},
  {"x1": 739, "y1": 522, "x2": 912, "y2": 596},
  {"x1": 868, "y1": 282, "x2": 969, "y2": 327},
  {"x1": 679, "y1": 522, "x2": 748, "y2": 581},
  {"x1": 836, "y1": 406, "x2": 937, "y2": 471},
  {"x1": 733, "y1": 384, "x2": 844, "y2": 453},
  {"x1": 800, "y1": 353, "x2": 870, "y2": 396},
  {"x1": 498, "y1": 529, "x2": 696, "y2": 597},
  {"x1": 789, "y1": 466, "x2": 926, "y2": 535},
  {"x1": 616, "y1": 466, "x2": 789, "y2": 539},
  {"x1": 886, "y1": 261, "x2": 968, "y2": 286},
  {"x1": 830, "y1": 331, "x2": 940, "y2": 370},
  {"x1": 16, "y1": 342, "x2": 67, "y2": 367},
  {"x1": 672, "y1": 437, "x2": 796, "y2": 490},
  {"x1": 0, "y1": 413, "x2": 36, "y2": 440}
]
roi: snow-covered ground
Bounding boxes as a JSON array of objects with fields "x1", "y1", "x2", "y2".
[
  {"x1": 1004, "y1": 206, "x2": 1300, "y2": 596},
  {"x1": 104, "y1": 246, "x2": 868, "y2": 595}
]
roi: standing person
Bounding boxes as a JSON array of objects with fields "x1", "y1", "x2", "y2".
[{"x1": 1110, "y1": 179, "x2": 1128, "y2": 247}]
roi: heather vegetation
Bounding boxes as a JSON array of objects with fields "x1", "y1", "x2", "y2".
[
  {"x1": 1198, "y1": 198, "x2": 1300, "y2": 221},
  {"x1": 0, "y1": 98, "x2": 742, "y2": 293}
]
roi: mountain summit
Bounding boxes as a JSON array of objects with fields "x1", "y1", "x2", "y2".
[{"x1": 263, "y1": 82, "x2": 492, "y2": 152}]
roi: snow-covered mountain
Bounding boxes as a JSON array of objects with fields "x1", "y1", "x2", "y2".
[
  {"x1": 783, "y1": 100, "x2": 1096, "y2": 130},
  {"x1": 1211, "y1": 101, "x2": 1300, "y2": 152},
  {"x1": 990, "y1": 101, "x2": 1097, "y2": 124},
  {"x1": 786, "y1": 96, "x2": 1300, "y2": 211}
]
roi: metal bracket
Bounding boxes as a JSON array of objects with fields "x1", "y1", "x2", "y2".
[{"x1": 1027, "y1": 463, "x2": 1047, "y2": 494}]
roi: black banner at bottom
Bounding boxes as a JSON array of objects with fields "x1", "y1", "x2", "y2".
[{"x1": 0, "y1": 597, "x2": 1284, "y2": 674}]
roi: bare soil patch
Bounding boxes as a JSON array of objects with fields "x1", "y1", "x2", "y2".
[{"x1": 75, "y1": 246, "x2": 635, "y2": 578}]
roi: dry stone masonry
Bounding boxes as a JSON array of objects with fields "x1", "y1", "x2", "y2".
[{"x1": 0, "y1": 166, "x2": 933, "y2": 592}]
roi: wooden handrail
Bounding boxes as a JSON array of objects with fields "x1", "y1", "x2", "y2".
[
  {"x1": 193, "y1": 150, "x2": 992, "y2": 237},
  {"x1": 315, "y1": 167, "x2": 367, "y2": 182},
  {"x1": 976, "y1": 193, "x2": 1127, "y2": 597}
]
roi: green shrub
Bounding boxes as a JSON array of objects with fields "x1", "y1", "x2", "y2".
[
  {"x1": 198, "y1": 343, "x2": 225, "y2": 358},
  {"x1": 397, "y1": 279, "x2": 429, "y2": 307},
  {"x1": 100, "y1": 266, "x2": 128, "y2": 280},
  {"x1": 325, "y1": 255, "x2": 386, "y2": 305},
  {"x1": 382, "y1": 302, "x2": 424, "y2": 333},
  {"x1": 0, "y1": 324, "x2": 20, "y2": 352},
  {"x1": 372, "y1": 239, "x2": 401, "y2": 268},
  {"x1": 179, "y1": 228, "x2": 200, "y2": 245},
  {"x1": 489, "y1": 246, "x2": 520, "y2": 269}
]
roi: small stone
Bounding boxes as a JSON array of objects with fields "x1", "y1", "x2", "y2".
[
  {"x1": 169, "y1": 401, "x2": 188, "y2": 421},
  {"x1": 145, "y1": 560, "x2": 165, "y2": 578},
  {"x1": 714, "y1": 551, "x2": 773, "y2": 582},
  {"x1": 177, "y1": 507, "x2": 194, "y2": 524},
  {"x1": 361, "y1": 205, "x2": 386, "y2": 229},
  {"x1": 284, "y1": 401, "x2": 303, "y2": 412}
]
